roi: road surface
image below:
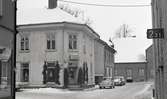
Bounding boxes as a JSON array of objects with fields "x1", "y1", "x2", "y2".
[{"x1": 16, "y1": 82, "x2": 153, "y2": 99}]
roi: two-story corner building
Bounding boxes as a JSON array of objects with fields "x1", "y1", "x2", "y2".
[
  {"x1": 0, "y1": 0, "x2": 15, "y2": 99},
  {"x1": 94, "y1": 39, "x2": 116, "y2": 84},
  {"x1": 145, "y1": 44, "x2": 154, "y2": 81},
  {"x1": 16, "y1": 0, "x2": 100, "y2": 88}
]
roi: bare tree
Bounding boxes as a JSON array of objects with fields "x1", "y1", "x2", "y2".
[
  {"x1": 58, "y1": 4, "x2": 93, "y2": 26},
  {"x1": 112, "y1": 24, "x2": 136, "y2": 40}
]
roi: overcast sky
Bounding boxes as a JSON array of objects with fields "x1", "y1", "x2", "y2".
[{"x1": 17, "y1": 0, "x2": 153, "y2": 62}]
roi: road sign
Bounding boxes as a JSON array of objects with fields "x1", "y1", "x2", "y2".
[{"x1": 147, "y1": 28, "x2": 164, "y2": 39}]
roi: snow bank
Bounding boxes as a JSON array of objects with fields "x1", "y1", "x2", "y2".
[
  {"x1": 22, "y1": 88, "x2": 75, "y2": 94},
  {"x1": 134, "y1": 82, "x2": 153, "y2": 99}
]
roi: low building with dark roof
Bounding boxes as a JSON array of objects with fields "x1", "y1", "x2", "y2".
[{"x1": 114, "y1": 62, "x2": 147, "y2": 82}]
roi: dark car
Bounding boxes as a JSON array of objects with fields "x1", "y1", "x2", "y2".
[
  {"x1": 114, "y1": 76, "x2": 126, "y2": 86},
  {"x1": 126, "y1": 77, "x2": 133, "y2": 82},
  {"x1": 99, "y1": 77, "x2": 115, "y2": 89}
]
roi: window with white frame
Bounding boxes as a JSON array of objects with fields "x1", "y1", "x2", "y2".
[
  {"x1": 47, "y1": 33, "x2": 56, "y2": 50},
  {"x1": 21, "y1": 63, "x2": 29, "y2": 82},
  {"x1": 20, "y1": 36, "x2": 29, "y2": 51},
  {"x1": 69, "y1": 34, "x2": 77, "y2": 50}
]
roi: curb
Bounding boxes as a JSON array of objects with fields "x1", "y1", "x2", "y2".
[{"x1": 83, "y1": 87, "x2": 99, "y2": 91}]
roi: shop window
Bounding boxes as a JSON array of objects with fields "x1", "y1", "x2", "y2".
[{"x1": 21, "y1": 63, "x2": 29, "y2": 82}]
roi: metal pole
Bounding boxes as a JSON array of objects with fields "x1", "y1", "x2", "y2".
[{"x1": 13, "y1": 0, "x2": 17, "y2": 99}]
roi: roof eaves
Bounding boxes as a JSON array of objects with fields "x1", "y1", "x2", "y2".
[{"x1": 17, "y1": 21, "x2": 100, "y2": 39}]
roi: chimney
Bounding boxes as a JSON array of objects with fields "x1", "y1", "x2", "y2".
[{"x1": 48, "y1": 0, "x2": 57, "y2": 9}]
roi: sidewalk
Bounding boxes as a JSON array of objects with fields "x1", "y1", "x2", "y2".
[{"x1": 134, "y1": 82, "x2": 154, "y2": 99}]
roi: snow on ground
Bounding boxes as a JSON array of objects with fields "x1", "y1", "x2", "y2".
[
  {"x1": 134, "y1": 82, "x2": 154, "y2": 99},
  {"x1": 22, "y1": 88, "x2": 75, "y2": 94}
]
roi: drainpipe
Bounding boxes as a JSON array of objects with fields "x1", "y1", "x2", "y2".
[
  {"x1": 62, "y1": 25, "x2": 65, "y2": 87},
  {"x1": 13, "y1": 0, "x2": 17, "y2": 98}
]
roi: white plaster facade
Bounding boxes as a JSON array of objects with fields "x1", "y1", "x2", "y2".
[
  {"x1": 16, "y1": 22, "x2": 100, "y2": 87},
  {"x1": 94, "y1": 39, "x2": 116, "y2": 84}
]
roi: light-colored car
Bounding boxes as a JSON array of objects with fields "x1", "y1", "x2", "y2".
[
  {"x1": 114, "y1": 76, "x2": 126, "y2": 86},
  {"x1": 99, "y1": 77, "x2": 115, "y2": 89}
]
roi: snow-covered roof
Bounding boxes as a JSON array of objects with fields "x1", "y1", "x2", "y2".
[{"x1": 17, "y1": 7, "x2": 85, "y2": 25}]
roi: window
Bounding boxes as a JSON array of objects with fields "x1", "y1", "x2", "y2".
[
  {"x1": 126, "y1": 68, "x2": 132, "y2": 77},
  {"x1": 20, "y1": 36, "x2": 29, "y2": 51},
  {"x1": 83, "y1": 45, "x2": 86, "y2": 54},
  {"x1": 139, "y1": 68, "x2": 144, "y2": 76},
  {"x1": 0, "y1": 0, "x2": 2, "y2": 16},
  {"x1": 90, "y1": 62, "x2": 93, "y2": 76},
  {"x1": 47, "y1": 33, "x2": 56, "y2": 50},
  {"x1": 1, "y1": 63, "x2": 8, "y2": 78},
  {"x1": 115, "y1": 69, "x2": 118, "y2": 76},
  {"x1": 69, "y1": 34, "x2": 77, "y2": 50},
  {"x1": 21, "y1": 63, "x2": 29, "y2": 82}
]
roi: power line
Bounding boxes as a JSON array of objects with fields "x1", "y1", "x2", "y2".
[{"x1": 58, "y1": 0, "x2": 151, "y2": 7}]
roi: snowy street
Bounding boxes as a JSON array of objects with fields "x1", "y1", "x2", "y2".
[{"x1": 16, "y1": 82, "x2": 153, "y2": 99}]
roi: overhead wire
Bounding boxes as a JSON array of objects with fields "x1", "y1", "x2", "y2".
[{"x1": 58, "y1": 0, "x2": 151, "y2": 7}]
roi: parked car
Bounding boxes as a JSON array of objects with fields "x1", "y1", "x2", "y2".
[
  {"x1": 126, "y1": 77, "x2": 133, "y2": 82},
  {"x1": 114, "y1": 76, "x2": 126, "y2": 86},
  {"x1": 99, "y1": 77, "x2": 115, "y2": 89}
]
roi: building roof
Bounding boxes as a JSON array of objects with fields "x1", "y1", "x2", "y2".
[
  {"x1": 95, "y1": 38, "x2": 116, "y2": 53},
  {"x1": 17, "y1": 7, "x2": 85, "y2": 25},
  {"x1": 17, "y1": 7, "x2": 100, "y2": 38},
  {"x1": 146, "y1": 44, "x2": 153, "y2": 52}
]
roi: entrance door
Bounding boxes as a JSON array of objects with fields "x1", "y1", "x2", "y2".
[
  {"x1": 46, "y1": 67, "x2": 55, "y2": 82},
  {"x1": 68, "y1": 67, "x2": 77, "y2": 85}
]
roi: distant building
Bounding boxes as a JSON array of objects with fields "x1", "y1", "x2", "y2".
[
  {"x1": 145, "y1": 44, "x2": 154, "y2": 81},
  {"x1": 94, "y1": 39, "x2": 116, "y2": 84},
  {"x1": 114, "y1": 62, "x2": 147, "y2": 82},
  {"x1": 16, "y1": 0, "x2": 102, "y2": 88},
  {"x1": 0, "y1": 0, "x2": 15, "y2": 99}
]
